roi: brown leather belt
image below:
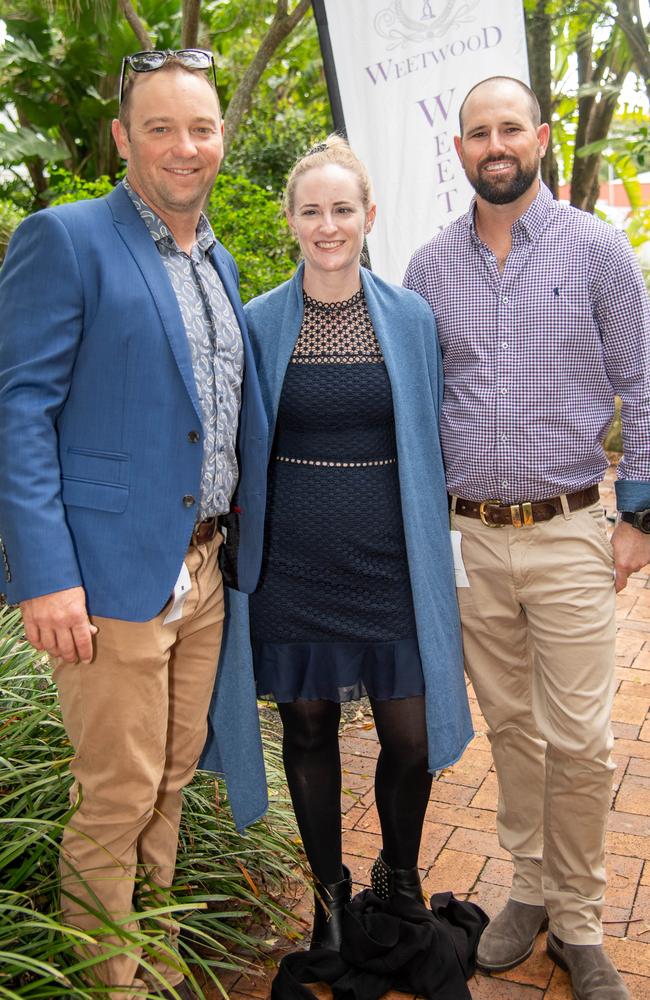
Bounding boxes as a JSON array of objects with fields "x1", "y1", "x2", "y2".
[
  {"x1": 192, "y1": 516, "x2": 221, "y2": 544},
  {"x1": 451, "y1": 485, "x2": 600, "y2": 528}
]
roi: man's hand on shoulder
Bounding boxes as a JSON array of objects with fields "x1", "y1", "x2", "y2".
[
  {"x1": 611, "y1": 520, "x2": 650, "y2": 593},
  {"x1": 20, "y1": 586, "x2": 98, "y2": 664}
]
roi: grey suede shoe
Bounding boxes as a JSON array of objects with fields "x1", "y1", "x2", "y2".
[
  {"x1": 547, "y1": 932, "x2": 629, "y2": 999},
  {"x1": 477, "y1": 898, "x2": 548, "y2": 972}
]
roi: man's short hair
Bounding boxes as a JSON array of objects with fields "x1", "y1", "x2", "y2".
[
  {"x1": 458, "y1": 77, "x2": 542, "y2": 135},
  {"x1": 119, "y1": 58, "x2": 220, "y2": 135}
]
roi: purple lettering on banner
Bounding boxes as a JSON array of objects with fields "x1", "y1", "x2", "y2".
[
  {"x1": 422, "y1": 49, "x2": 443, "y2": 67},
  {"x1": 433, "y1": 132, "x2": 451, "y2": 157},
  {"x1": 416, "y1": 90, "x2": 456, "y2": 128},
  {"x1": 363, "y1": 26, "x2": 504, "y2": 87},
  {"x1": 365, "y1": 60, "x2": 393, "y2": 85},
  {"x1": 437, "y1": 189, "x2": 458, "y2": 214},
  {"x1": 436, "y1": 158, "x2": 454, "y2": 184},
  {"x1": 483, "y1": 25, "x2": 503, "y2": 48}
]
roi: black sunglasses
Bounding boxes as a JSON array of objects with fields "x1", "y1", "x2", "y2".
[{"x1": 119, "y1": 49, "x2": 217, "y2": 104}]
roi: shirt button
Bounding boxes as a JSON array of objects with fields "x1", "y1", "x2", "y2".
[
  {"x1": 502, "y1": 480, "x2": 509, "y2": 488},
  {"x1": 501, "y1": 433, "x2": 508, "y2": 442},
  {"x1": 501, "y1": 387, "x2": 508, "y2": 395},
  {"x1": 188, "y1": 430, "x2": 200, "y2": 443},
  {"x1": 182, "y1": 494, "x2": 196, "y2": 508},
  {"x1": 502, "y1": 342, "x2": 508, "y2": 349},
  {"x1": 502, "y1": 296, "x2": 509, "y2": 304}
]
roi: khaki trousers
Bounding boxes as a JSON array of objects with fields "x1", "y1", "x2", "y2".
[
  {"x1": 451, "y1": 501, "x2": 616, "y2": 944},
  {"x1": 53, "y1": 533, "x2": 224, "y2": 998}
]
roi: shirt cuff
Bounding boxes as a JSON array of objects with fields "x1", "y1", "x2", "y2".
[{"x1": 615, "y1": 480, "x2": 650, "y2": 511}]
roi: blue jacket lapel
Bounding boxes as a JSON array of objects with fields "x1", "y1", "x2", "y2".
[{"x1": 106, "y1": 185, "x2": 201, "y2": 419}]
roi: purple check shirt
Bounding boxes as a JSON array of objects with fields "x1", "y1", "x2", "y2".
[{"x1": 404, "y1": 183, "x2": 650, "y2": 509}]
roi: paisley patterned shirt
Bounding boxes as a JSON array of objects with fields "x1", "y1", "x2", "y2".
[{"x1": 123, "y1": 179, "x2": 243, "y2": 518}]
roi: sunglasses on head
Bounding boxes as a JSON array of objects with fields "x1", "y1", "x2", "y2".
[{"x1": 119, "y1": 49, "x2": 217, "y2": 104}]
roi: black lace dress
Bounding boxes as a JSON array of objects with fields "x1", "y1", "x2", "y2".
[{"x1": 249, "y1": 288, "x2": 424, "y2": 702}]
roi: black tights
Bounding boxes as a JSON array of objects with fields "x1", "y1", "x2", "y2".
[{"x1": 277, "y1": 695, "x2": 432, "y2": 885}]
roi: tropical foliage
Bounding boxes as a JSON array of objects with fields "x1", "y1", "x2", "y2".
[
  {"x1": 524, "y1": 0, "x2": 649, "y2": 211},
  {"x1": 1, "y1": 1, "x2": 647, "y2": 249},
  {"x1": 0, "y1": 1, "x2": 323, "y2": 211},
  {"x1": 42, "y1": 168, "x2": 297, "y2": 301},
  {"x1": 0, "y1": 603, "x2": 306, "y2": 998}
]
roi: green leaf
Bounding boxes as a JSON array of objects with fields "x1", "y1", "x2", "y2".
[{"x1": 0, "y1": 127, "x2": 68, "y2": 164}]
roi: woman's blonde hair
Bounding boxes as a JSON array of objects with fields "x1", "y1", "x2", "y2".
[{"x1": 283, "y1": 134, "x2": 374, "y2": 215}]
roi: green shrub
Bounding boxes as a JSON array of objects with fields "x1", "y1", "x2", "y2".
[
  {"x1": 48, "y1": 173, "x2": 117, "y2": 206},
  {"x1": 207, "y1": 174, "x2": 297, "y2": 303},
  {"x1": 0, "y1": 604, "x2": 306, "y2": 998},
  {"x1": 0, "y1": 200, "x2": 27, "y2": 263},
  {"x1": 44, "y1": 168, "x2": 297, "y2": 304}
]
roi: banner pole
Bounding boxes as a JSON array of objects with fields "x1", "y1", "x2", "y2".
[{"x1": 311, "y1": 0, "x2": 347, "y2": 136}]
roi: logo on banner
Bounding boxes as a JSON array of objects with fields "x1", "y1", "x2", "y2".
[{"x1": 374, "y1": 0, "x2": 480, "y2": 49}]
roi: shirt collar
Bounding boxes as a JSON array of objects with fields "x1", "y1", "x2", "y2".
[
  {"x1": 122, "y1": 178, "x2": 216, "y2": 254},
  {"x1": 465, "y1": 181, "x2": 555, "y2": 245}
]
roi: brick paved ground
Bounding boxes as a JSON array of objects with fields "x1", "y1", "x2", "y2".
[{"x1": 216, "y1": 468, "x2": 650, "y2": 999}]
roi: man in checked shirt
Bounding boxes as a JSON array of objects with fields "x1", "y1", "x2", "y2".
[{"x1": 405, "y1": 76, "x2": 650, "y2": 1000}]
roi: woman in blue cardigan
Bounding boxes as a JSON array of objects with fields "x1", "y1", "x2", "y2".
[{"x1": 244, "y1": 136, "x2": 473, "y2": 950}]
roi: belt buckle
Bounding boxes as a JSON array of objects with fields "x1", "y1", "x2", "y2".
[
  {"x1": 507, "y1": 502, "x2": 535, "y2": 528},
  {"x1": 479, "y1": 499, "x2": 501, "y2": 527},
  {"x1": 522, "y1": 501, "x2": 534, "y2": 526}
]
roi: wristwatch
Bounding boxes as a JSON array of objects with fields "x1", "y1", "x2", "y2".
[{"x1": 620, "y1": 509, "x2": 650, "y2": 534}]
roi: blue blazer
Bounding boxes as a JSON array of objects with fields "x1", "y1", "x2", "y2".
[
  {"x1": 0, "y1": 184, "x2": 269, "y2": 830},
  {"x1": 202, "y1": 264, "x2": 474, "y2": 782},
  {"x1": 0, "y1": 183, "x2": 268, "y2": 613}
]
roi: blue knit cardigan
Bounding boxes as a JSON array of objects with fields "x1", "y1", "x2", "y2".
[{"x1": 200, "y1": 264, "x2": 473, "y2": 831}]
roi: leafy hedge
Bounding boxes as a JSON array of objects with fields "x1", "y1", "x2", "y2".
[
  {"x1": 0, "y1": 604, "x2": 306, "y2": 998},
  {"x1": 0, "y1": 200, "x2": 27, "y2": 264},
  {"x1": 0, "y1": 170, "x2": 297, "y2": 303},
  {"x1": 206, "y1": 173, "x2": 296, "y2": 302}
]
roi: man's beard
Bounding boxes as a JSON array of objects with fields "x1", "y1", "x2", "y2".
[{"x1": 470, "y1": 157, "x2": 539, "y2": 205}]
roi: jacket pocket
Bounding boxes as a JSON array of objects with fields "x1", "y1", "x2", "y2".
[
  {"x1": 61, "y1": 476, "x2": 129, "y2": 513},
  {"x1": 64, "y1": 446, "x2": 130, "y2": 486}
]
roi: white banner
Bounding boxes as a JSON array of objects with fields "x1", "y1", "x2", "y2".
[{"x1": 320, "y1": 0, "x2": 529, "y2": 282}]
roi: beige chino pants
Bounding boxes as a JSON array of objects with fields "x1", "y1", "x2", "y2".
[
  {"x1": 53, "y1": 533, "x2": 224, "y2": 998},
  {"x1": 451, "y1": 500, "x2": 616, "y2": 944}
]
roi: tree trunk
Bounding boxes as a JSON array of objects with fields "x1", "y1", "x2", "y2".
[
  {"x1": 223, "y1": 0, "x2": 312, "y2": 154},
  {"x1": 119, "y1": 0, "x2": 154, "y2": 50},
  {"x1": 182, "y1": 0, "x2": 202, "y2": 49},
  {"x1": 524, "y1": 0, "x2": 559, "y2": 196},
  {"x1": 98, "y1": 70, "x2": 120, "y2": 178},
  {"x1": 16, "y1": 108, "x2": 48, "y2": 207},
  {"x1": 116, "y1": 0, "x2": 312, "y2": 154},
  {"x1": 570, "y1": 29, "x2": 596, "y2": 208},
  {"x1": 570, "y1": 25, "x2": 633, "y2": 210},
  {"x1": 614, "y1": 0, "x2": 650, "y2": 104}
]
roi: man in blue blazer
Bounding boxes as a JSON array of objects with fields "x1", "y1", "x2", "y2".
[{"x1": 0, "y1": 53, "x2": 267, "y2": 999}]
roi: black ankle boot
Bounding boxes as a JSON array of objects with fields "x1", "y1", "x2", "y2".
[
  {"x1": 371, "y1": 852, "x2": 425, "y2": 904},
  {"x1": 310, "y1": 865, "x2": 352, "y2": 951}
]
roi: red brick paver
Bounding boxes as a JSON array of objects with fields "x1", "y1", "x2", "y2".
[{"x1": 214, "y1": 468, "x2": 650, "y2": 999}]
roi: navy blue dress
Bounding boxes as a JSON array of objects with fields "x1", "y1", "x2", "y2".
[{"x1": 249, "y1": 288, "x2": 423, "y2": 702}]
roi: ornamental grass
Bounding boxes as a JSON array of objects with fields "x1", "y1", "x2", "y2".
[{"x1": 0, "y1": 604, "x2": 306, "y2": 998}]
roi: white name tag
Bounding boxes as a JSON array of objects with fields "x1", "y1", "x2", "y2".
[
  {"x1": 450, "y1": 530, "x2": 470, "y2": 588},
  {"x1": 162, "y1": 561, "x2": 192, "y2": 624}
]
